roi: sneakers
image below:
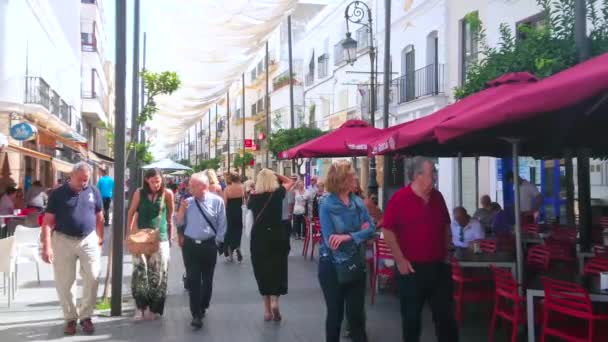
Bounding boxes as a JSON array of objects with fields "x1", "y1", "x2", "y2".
[
  {"x1": 80, "y1": 318, "x2": 95, "y2": 335},
  {"x1": 64, "y1": 320, "x2": 77, "y2": 335}
]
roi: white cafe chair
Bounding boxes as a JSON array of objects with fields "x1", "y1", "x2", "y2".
[
  {"x1": 13, "y1": 225, "x2": 42, "y2": 289},
  {"x1": 0, "y1": 236, "x2": 17, "y2": 307}
]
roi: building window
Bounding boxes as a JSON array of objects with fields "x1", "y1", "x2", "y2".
[
  {"x1": 516, "y1": 12, "x2": 547, "y2": 40},
  {"x1": 460, "y1": 12, "x2": 479, "y2": 85},
  {"x1": 318, "y1": 53, "x2": 329, "y2": 79}
]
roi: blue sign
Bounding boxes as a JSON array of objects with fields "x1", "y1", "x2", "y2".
[{"x1": 10, "y1": 122, "x2": 37, "y2": 141}]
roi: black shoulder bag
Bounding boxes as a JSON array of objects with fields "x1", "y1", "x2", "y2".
[{"x1": 193, "y1": 198, "x2": 218, "y2": 235}]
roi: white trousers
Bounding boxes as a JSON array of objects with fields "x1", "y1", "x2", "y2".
[{"x1": 51, "y1": 231, "x2": 101, "y2": 322}]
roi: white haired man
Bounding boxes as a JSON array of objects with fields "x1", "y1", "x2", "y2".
[
  {"x1": 40, "y1": 162, "x2": 104, "y2": 335},
  {"x1": 177, "y1": 172, "x2": 227, "y2": 329}
]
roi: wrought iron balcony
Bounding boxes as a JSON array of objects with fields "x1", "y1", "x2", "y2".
[
  {"x1": 25, "y1": 76, "x2": 51, "y2": 109},
  {"x1": 394, "y1": 63, "x2": 445, "y2": 104}
]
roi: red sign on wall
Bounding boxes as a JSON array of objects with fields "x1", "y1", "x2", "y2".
[{"x1": 244, "y1": 139, "x2": 253, "y2": 148}]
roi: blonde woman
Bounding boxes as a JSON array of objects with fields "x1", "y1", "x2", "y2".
[
  {"x1": 223, "y1": 172, "x2": 245, "y2": 262},
  {"x1": 247, "y1": 169, "x2": 294, "y2": 321},
  {"x1": 318, "y1": 161, "x2": 374, "y2": 342},
  {"x1": 204, "y1": 169, "x2": 223, "y2": 198}
]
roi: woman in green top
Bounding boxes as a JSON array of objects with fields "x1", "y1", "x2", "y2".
[{"x1": 127, "y1": 168, "x2": 175, "y2": 321}]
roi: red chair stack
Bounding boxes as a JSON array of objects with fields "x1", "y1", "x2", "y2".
[
  {"x1": 593, "y1": 245, "x2": 608, "y2": 259},
  {"x1": 309, "y1": 217, "x2": 322, "y2": 260},
  {"x1": 302, "y1": 216, "x2": 311, "y2": 257},
  {"x1": 450, "y1": 258, "x2": 494, "y2": 325},
  {"x1": 489, "y1": 266, "x2": 526, "y2": 342},
  {"x1": 370, "y1": 238, "x2": 395, "y2": 305},
  {"x1": 541, "y1": 277, "x2": 608, "y2": 341},
  {"x1": 477, "y1": 239, "x2": 497, "y2": 253}
]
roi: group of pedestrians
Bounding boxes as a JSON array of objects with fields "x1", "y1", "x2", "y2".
[{"x1": 38, "y1": 156, "x2": 461, "y2": 341}]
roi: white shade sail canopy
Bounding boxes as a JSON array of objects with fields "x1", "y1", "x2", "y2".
[{"x1": 147, "y1": 0, "x2": 297, "y2": 157}]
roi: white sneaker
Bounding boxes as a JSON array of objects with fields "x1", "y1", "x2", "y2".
[{"x1": 133, "y1": 310, "x2": 144, "y2": 322}]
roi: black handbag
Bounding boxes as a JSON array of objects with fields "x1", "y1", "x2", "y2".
[{"x1": 334, "y1": 247, "x2": 366, "y2": 284}]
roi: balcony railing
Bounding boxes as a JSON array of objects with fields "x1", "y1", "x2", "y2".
[
  {"x1": 60, "y1": 100, "x2": 72, "y2": 125},
  {"x1": 81, "y1": 32, "x2": 97, "y2": 52},
  {"x1": 318, "y1": 54, "x2": 329, "y2": 79},
  {"x1": 305, "y1": 73, "x2": 314, "y2": 86},
  {"x1": 25, "y1": 76, "x2": 51, "y2": 109},
  {"x1": 394, "y1": 64, "x2": 445, "y2": 103},
  {"x1": 50, "y1": 91, "x2": 61, "y2": 116}
]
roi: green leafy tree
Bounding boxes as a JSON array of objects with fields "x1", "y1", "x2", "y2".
[
  {"x1": 268, "y1": 126, "x2": 324, "y2": 157},
  {"x1": 233, "y1": 152, "x2": 255, "y2": 171},
  {"x1": 193, "y1": 158, "x2": 221, "y2": 172},
  {"x1": 455, "y1": 0, "x2": 608, "y2": 99},
  {"x1": 138, "y1": 71, "x2": 181, "y2": 124}
]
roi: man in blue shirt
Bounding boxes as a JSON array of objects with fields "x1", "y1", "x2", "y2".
[
  {"x1": 177, "y1": 172, "x2": 226, "y2": 329},
  {"x1": 96, "y1": 168, "x2": 114, "y2": 226},
  {"x1": 40, "y1": 162, "x2": 104, "y2": 336}
]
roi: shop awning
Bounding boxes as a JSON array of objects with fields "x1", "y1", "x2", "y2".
[
  {"x1": 52, "y1": 159, "x2": 74, "y2": 174},
  {"x1": 7, "y1": 143, "x2": 52, "y2": 161},
  {"x1": 91, "y1": 151, "x2": 114, "y2": 163},
  {"x1": 278, "y1": 120, "x2": 380, "y2": 159}
]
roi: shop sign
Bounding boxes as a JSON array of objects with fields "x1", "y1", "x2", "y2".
[
  {"x1": 244, "y1": 139, "x2": 253, "y2": 148},
  {"x1": 10, "y1": 123, "x2": 37, "y2": 141}
]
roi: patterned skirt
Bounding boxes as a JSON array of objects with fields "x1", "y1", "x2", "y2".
[{"x1": 131, "y1": 241, "x2": 170, "y2": 314}]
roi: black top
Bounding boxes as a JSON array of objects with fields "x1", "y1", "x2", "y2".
[
  {"x1": 47, "y1": 183, "x2": 103, "y2": 237},
  {"x1": 248, "y1": 187, "x2": 286, "y2": 228}
]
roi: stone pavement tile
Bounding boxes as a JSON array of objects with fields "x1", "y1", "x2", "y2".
[{"x1": 0, "y1": 236, "x2": 495, "y2": 341}]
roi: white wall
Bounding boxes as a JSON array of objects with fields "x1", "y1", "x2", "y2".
[{"x1": 0, "y1": 0, "x2": 81, "y2": 111}]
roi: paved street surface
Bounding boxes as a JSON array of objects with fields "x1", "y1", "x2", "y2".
[{"x1": 0, "y1": 230, "x2": 494, "y2": 342}]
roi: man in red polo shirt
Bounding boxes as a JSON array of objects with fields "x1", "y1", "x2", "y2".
[{"x1": 382, "y1": 157, "x2": 458, "y2": 342}]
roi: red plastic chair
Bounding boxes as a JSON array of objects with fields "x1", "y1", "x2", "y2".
[
  {"x1": 599, "y1": 216, "x2": 608, "y2": 229},
  {"x1": 450, "y1": 258, "x2": 494, "y2": 325},
  {"x1": 309, "y1": 217, "x2": 321, "y2": 260},
  {"x1": 301, "y1": 216, "x2": 311, "y2": 258},
  {"x1": 583, "y1": 257, "x2": 608, "y2": 276},
  {"x1": 593, "y1": 245, "x2": 608, "y2": 259},
  {"x1": 526, "y1": 245, "x2": 551, "y2": 273},
  {"x1": 551, "y1": 228, "x2": 578, "y2": 244},
  {"x1": 476, "y1": 239, "x2": 497, "y2": 253},
  {"x1": 523, "y1": 223, "x2": 541, "y2": 235},
  {"x1": 541, "y1": 277, "x2": 608, "y2": 342},
  {"x1": 496, "y1": 234, "x2": 515, "y2": 252},
  {"x1": 370, "y1": 238, "x2": 395, "y2": 305},
  {"x1": 544, "y1": 238, "x2": 576, "y2": 265},
  {"x1": 489, "y1": 266, "x2": 526, "y2": 342}
]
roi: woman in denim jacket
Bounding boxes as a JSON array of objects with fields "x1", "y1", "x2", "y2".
[{"x1": 318, "y1": 161, "x2": 375, "y2": 342}]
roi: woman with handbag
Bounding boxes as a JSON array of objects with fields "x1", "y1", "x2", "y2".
[
  {"x1": 126, "y1": 168, "x2": 175, "y2": 321},
  {"x1": 247, "y1": 169, "x2": 294, "y2": 322},
  {"x1": 318, "y1": 161, "x2": 375, "y2": 342}
]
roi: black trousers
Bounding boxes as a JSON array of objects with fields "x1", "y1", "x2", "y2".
[
  {"x1": 318, "y1": 257, "x2": 368, "y2": 342},
  {"x1": 293, "y1": 214, "x2": 306, "y2": 237},
  {"x1": 396, "y1": 262, "x2": 459, "y2": 342},
  {"x1": 102, "y1": 198, "x2": 111, "y2": 225},
  {"x1": 183, "y1": 238, "x2": 217, "y2": 318}
]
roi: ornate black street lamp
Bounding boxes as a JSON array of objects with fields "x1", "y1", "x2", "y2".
[{"x1": 343, "y1": 0, "x2": 378, "y2": 196}]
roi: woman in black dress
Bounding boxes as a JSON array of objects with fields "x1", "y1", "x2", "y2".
[
  {"x1": 223, "y1": 172, "x2": 245, "y2": 262},
  {"x1": 248, "y1": 169, "x2": 295, "y2": 321}
]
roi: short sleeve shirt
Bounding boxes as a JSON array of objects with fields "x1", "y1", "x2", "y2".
[
  {"x1": 46, "y1": 184, "x2": 103, "y2": 237},
  {"x1": 382, "y1": 185, "x2": 451, "y2": 263}
]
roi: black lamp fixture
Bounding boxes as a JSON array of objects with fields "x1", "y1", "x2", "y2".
[{"x1": 342, "y1": 32, "x2": 358, "y2": 65}]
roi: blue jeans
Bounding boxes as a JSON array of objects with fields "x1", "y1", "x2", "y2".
[
  {"x1": 396, "y1": 262, "x2": 459, "y2": 342},
  {"x1": 318, "y1": 257, "x2": 368, "y2": 342}
]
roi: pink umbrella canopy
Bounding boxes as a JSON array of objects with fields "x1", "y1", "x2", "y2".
[
  {"x1": 434, "y1": 53, "x2": 608, "y2": 154},
  {"x1": 278, "y1": 120, "x2": 381, "y2": 159},
  {"x1": 362, "y1": 72, "x2": 539, "y2": 156}
]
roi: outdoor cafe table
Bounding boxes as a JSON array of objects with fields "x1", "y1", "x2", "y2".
[
  {"x1": 526, "y1": 274, "x2": 608, "y2": 342},
  {"x1": 0, "y1": 214, "x2": 26, "y2": 238},
  {"x1": 453, "y1": 248, "x2": 517, "y2": 277}
]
